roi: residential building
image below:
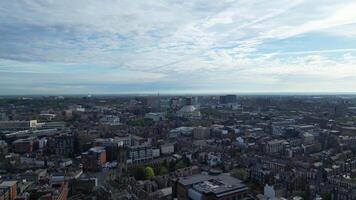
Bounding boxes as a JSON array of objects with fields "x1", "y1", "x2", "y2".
[
  {"x1": 0, "y1": 181, "x2": 17, "y2": 200},
  {"x1": 51, "y1": 134, "x2": 74, "y2": 156},
  {"x1": 160, "y1": 143, "x2": 174, "y2": 155},
  {"x1": 12, "y1": 138, "x2": 34, "y2": 154},
  {"x1": 127, "y1": 145, "x2": 153, "y2": 164},
  {"x1": 81, "y1": 147, "x2": 107, "y2": 171}
]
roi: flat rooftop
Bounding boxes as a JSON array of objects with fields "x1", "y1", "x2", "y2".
[
  {"x1": 0, "y1": 180, "x2": 17, "y2": 187},
  {"x1": 178, "y1": 173, "x2": 248, "y2": 197}
]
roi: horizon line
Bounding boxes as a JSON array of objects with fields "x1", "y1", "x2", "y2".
[{"x1": 1, "y1": 91, "x2": 356, "y2": 97}]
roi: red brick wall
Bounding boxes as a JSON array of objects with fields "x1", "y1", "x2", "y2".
[
  {"x1": 56, "y1": 183, "x2": 68, "y2": 200},
  {"x1": 99, "y1": 151, "x2": 106, "y2": 164},
  {"x1": 176, "y1": 183, "x2": 189, "y2": 200}
]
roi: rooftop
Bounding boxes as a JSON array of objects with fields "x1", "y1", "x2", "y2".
[
  {"x1": 178, "y1": 173, "x2": 248, "y2": 197},
  {"x1": 0, "y1": 180, "x2": 17, "y2": 187}
]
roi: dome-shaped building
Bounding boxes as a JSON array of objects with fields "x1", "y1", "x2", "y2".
[{"x1": 176, "y1": 105, "x2": 201, "y2": 120}]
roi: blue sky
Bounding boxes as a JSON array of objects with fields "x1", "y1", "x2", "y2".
[{"x1": 1, "y1": 0, "x2": 356, "y2": 94}]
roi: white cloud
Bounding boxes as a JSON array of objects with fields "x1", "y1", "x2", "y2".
[{"x1": 1, "y1": 0, "x2": 356, "y2": 93}]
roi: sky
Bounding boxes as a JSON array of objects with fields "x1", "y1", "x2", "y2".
[{"x1": 1, "y1": 0, "x2": 356, "y2": 95}]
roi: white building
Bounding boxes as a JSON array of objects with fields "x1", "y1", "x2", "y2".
[
  {"x1": 169, "y1": 127, "x2": 194, "y2": 137},
  {"x1": 302, "y1": 132, "x2": 315, "y2": 144},
  {"x1": 152, "y1": 148, "x2": 161, "y2": 158},
  {"x1": 160, "y1": 143, "x2": 174, "y2": 155},
  {"x1": 100, "y1": 115, "x2": 121, "y2": 125},
  {"x1": 176, "y1": 105, "x2": 201, "y2": 120},
  {"x1": 127, "y1": 145, "x2": 154, "y2": 164},
  {"x1": 266, "y1": 140, "x2": 286, "y2": 154},
  {"x1": 145, "y1": 112, "x2": 165, "y2": 122},
  {"x1": 264, "y1": 184, "x2": 276, "y2": 199}
]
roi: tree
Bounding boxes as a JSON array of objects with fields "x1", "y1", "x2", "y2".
[
  {"x1": 159, "y1": 166, "x2": 169, "y2": 175},
  {"x1": 175, "y1": 160, "x2": 187, "y2": 169},
  {"x1": 168, "y1": 160, "x2": 176, "y2": 171},
  {"x1": 292, "y1": 191, "x2": 306, "y2": 199},
  {"x1": 321, "y1": 193, "x2": 331, "y2": 200},
  {"x1": 144, "y1": 166, "x2": 155, "y2": 179},
  {"x1": 133, "y1": 166, "x2": 146, "y2": 180},
  {"x1": 231, "y1": 168, "x2": 249, "y2": 181}
]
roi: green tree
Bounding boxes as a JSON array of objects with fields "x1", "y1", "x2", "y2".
[{"x1": 144, "y1": 166, "x2": 155, "y2": 179}]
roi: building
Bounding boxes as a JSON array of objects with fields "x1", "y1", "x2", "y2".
[
  {"x1": 39, "y1": 122, "x2": 66, "y2": 130},
  {"x1": 174, "y1": 173, "x2": 248, "y2": 200},
  {"x1": 127, "y1": 145, "x2": 153, "y2": 164},
  {"x1": 169, "y1": 127, "x2": 194, "y2": 138},
  {"x1": 261, "y1": 184, "x2": 277, "y2": 200},
  {"x1": 271, "y1": 120, "x2": 295, "y2": 136},
  {"x1": 63, "y1": 110, "x2": 72, "y2": 120},
  {"x1": 0, "y1": 120, "x2": 37, "y2": 131},
  {"x1": 181, "y1": 97, "x2": 197, "y2": 106},
  {"x1": 152, "y1": 148, "x2": 161, "y2": 158},
  {"x1": 72, "y1": 176, "x2": 98, "y2": 195},
  {"x1": 160, "y1": 143, "x2": 174, "y2": 155},
  {"x1": 39, "y1": 113, "x2": 56, "y2": 121},
  {"x1": 12, "y1": 138, "x2": 34, "y2": 154},
  {"x1": 265, "y1": 140, "x2": 286, "y2": 154},
  {"x1": 145, "y1": 112, "x2": 165, "y2": 122},
  {"x1": 0, "y1": 112, "x2": 8, "y2": 121},
  {"x1": 302, "y1": 132, "x2": 315, "y2": 144},
  {"x1": 51, "y1": 134, "x2": 74, "y2": 156},
  {"x1": 0, "y1": 181, "x2": 17, "y2": 200},
  {"x1": 176, "y1": 105, "x2": 201, "y2": 120},
  {"x1": 50, "y1": 170, "x2": 83, "y2": 183},
  {"x1": 81, "y1": 147, "x2": 107, "y2": 171},
  {"x1": 193, "y1": 127, "x2": 211, "y2": 140},
  {"x1": 219, "y1": 95, "x2": 237, "y2": 104},
  {"x1": 0, "y1": 141, "x2": 8, "y2": 156},
  {"x1": 328, "y1": 176, "x2": 356, "y2": 200},
  {"x1": 207, "y1": 153, "x2": 222, "y2": 167},
  {"x1": 100, "y1": 115, "x2": 121, "y2": 125},
  {"x1": 93, "y1": 138, "x2": 122, "y2": 162},
  {"x1": 0, "y1": 188, "x2": 10, "y2": 200},
  {"x1": 20, "y1": 169, "x2": 47, "y2": 182},
  {"x1": 131, "y1": 135, "x2": 147, "y2": 146},
  {"x1": 114, "y1": 136, "x2": 132, "y2": 147},
  {"x1": 26, "y1": 182, "x2": 68, "y2": 200}
]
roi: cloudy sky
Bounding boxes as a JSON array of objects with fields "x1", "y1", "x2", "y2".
[{"x1": 1, "y1": 0, "x2": 356, "y2": 94}]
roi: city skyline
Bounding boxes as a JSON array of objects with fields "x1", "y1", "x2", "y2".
[{"x1": 1, "y1": 0, "x2": 356, "y2": 94}]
